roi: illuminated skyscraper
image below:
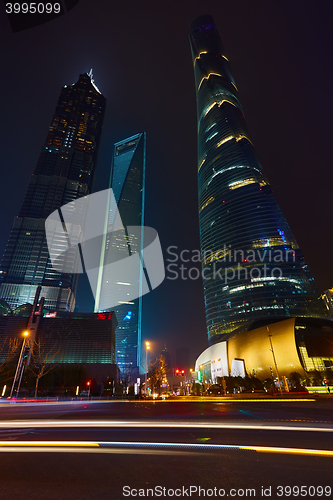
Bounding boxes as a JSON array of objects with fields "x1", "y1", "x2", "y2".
[
  {"x1": 95, "y1": 133, "x2": 146, "y2": 371},
  {"x1": 0, "y1": 72, "x2": 106, "y2": 312},
  {"x1": 189, "y1": 16, "x2": 326, "y2": 344}
]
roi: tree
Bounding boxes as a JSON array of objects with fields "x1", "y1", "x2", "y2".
[
  {"x1": 306, "y1": 370, "x2": 323, "y2": 387},
  {"x1": 148, "y1": 355, "x2": 168, "y2": 395},
  {"x1": 0, "y1": 338, "x2": 20, "y2": 382},
  {"x1": 263, "y1": 377, "x2": 274, "y2": 391},
  {"x1": 191, "y1": 381, "x2": 202, "y2": 396},
  {"x1": 28, "y1": 340, "x2": 61, "y2": 397},
  {"x1": 217, "y1": 376, "x2": 244, "y2": 394},
  {"x1": 323, "y1": 368, "x2": 333, "y2": 385},
  {"x1": 119, "y1": 363, "x2": 136, "y2": 393},
  {"x1": 244, "y1": 375, "x2": 263, "y2": 391},
  {"x1": 55, "y1": 364, "x2": 88, "y2": 396},
  {"x1": 289, "y1": 371, "x2": 305, "y2": 389}
]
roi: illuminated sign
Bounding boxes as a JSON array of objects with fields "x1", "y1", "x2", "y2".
[{"x1": 45, "y1": 312, "x2": 57, "y2": 318}]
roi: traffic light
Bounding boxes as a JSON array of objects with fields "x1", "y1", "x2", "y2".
[
  {"x1": 181, "y1": 370, "x2": 185, "y2": 375},
  {"x1": 87, "y1": 381, "x2": 91, "y2": 387},
  {"x1": 175, "y1": 369, "x2": 179, "y2": 376}
]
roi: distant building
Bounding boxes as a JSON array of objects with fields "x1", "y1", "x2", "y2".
[
  {"x1": 189, "y1": 16, "x2": 327, "y2": 344},
  {"x1": 38, "y1": 311, "x2": 117, "y2": 366},
  {"x1": 95, "y1": 133, "x2": 146, "y2": 373},
  {"x1": 0, "y1": 299, "x2": 117, "y2": 383},
  {"x1": 0, "y1": 72, "x2": 106, "y2": 312}
]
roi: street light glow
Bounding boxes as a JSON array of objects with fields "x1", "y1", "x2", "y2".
[
  {"x1": 145, "y1": 341, "x2": 150, "y2": 397},
  {"x1": 10, "y1": 330, "x2": 30, "y2": 398}
]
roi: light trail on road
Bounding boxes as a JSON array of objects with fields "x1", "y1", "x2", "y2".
[
  {"x1": 0, "y1": 440, "x2": 332, "y2": 457},
  {"x1": 0, "y1": 420, "x2": 332, "y2": 432},
  {"x1": 0, "y1": 397, "x2": 316, "y2": 406}
]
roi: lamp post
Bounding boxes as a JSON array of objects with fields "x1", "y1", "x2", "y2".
[
  {"x1": 267, "y1": 327, "x2": 283, "y2": 394},
  {"x1": 10, "y1": 331, "x2": 29, "y2": 399},
  {"x1": 145, "y1": 341, "x2": 150, "y2": 397},
  {"x1": 200, "y1": 364, "x2": 205, "y2": 394}
]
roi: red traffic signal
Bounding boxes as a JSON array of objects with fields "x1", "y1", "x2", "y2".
[
  {"x1": 175, "y1": 369, "x2": 179, "y2": 375},
  {"x1": 87, "y1": 381, "x2": 91, "y2": 386},
  {"x1": 181, "y1": 370, "x2": 185, "y2": 375}
]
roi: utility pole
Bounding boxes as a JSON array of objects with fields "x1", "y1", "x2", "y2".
[
  {"x1": 145, "y1": 341, "x2": 150, "y2": 397},
  {"x1": 267, "y1": 327, "x2": 283, "y2": 394},
  {"x1": 10, "y1": 286, "x2": 45, "y2": 399},
  {"x1": 9, "y1": 331, "x2": 29, "y2": 399}
]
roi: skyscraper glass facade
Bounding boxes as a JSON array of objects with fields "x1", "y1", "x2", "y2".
[
  {"x1": 96, "y1": 133, "x2": 145, "y2": 371},
  {"x1": 0, "y1": 73, "x2": 106, "y2": 312},
  {"x1": 189, "y1": 15, "x2": 326, "y2": 344}
]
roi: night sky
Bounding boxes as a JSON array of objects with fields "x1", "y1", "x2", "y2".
[{"x1": 1, "y1": 0, "x2": 332, "y2": 367}]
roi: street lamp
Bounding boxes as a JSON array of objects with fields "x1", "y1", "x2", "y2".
[
  {"x1": 199, "y1": 364, "x2": 205, "y2": 394},
  {"x1": 145, "y1": 341, "x2": 150, "y2": 397},
  {"x1": 267, "y1": 327, "x2": 283, "y2": 394},
  {"x1": 10, "y1": 331, "x2": 29, "y2": 399},
  {"x1": 188, "y1": 369, "x2": 193, "y2": 396}
]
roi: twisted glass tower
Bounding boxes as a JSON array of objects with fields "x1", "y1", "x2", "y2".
[{"x1": 189, "y1": 15, "x2": 326, "y2": 344}]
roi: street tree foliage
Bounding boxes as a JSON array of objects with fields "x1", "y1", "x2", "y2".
[
  {"x1": 148, "y1": 355, "x2": 168, "y2": 394},
  {"x1": 28, "y1": 340, "x2": 61, "y2": 397},
  {"x1": 120, "y1": 363, "x2": 136, "y2": 389},
  {"x1": 216, "y1": 375, "x2": 264, "y2": 393},
  {"x1": 289, "y1": 371, "x2": 305, "y2": 388},
  {"x1": 0, "y1": 338, "x2": 20, "y2": 381},
  {"x1": 305, "y1": 370, "x2": 323, "y2": 386}
]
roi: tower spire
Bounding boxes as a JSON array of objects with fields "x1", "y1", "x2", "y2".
[{"x1": 87, "y1": 68, "x2": 101, "y2": 94}]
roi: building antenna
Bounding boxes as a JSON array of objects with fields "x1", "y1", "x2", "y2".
[{"x1": 87, "y1": 68, "x2": 101, "y2": 94}]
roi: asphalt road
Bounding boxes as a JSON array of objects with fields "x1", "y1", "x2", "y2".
[
  {"x1": 0, "y1": 398, "x2": 332, "y2": 500},
  {"x1": 1, "y1": 395, "x2": 333, "y2": 422}
]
